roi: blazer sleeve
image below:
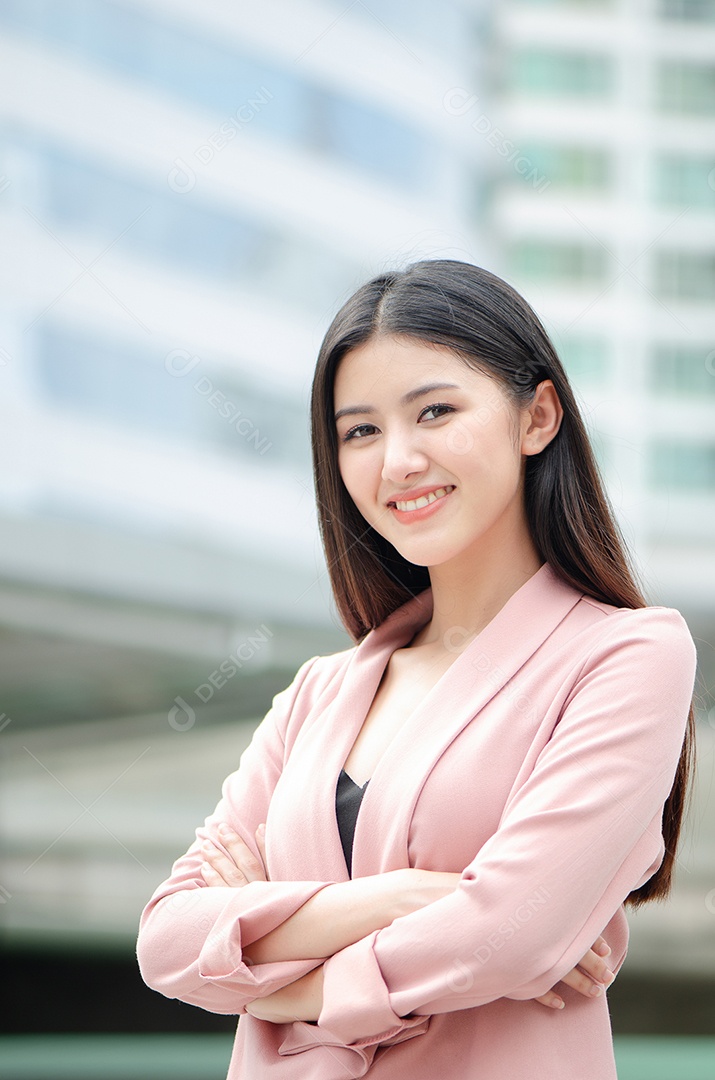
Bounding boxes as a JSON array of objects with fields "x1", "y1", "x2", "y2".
[
  {"x1": 316, "y1": 606, "x2": 698, "y2": 1046},
  {"x1": 136, "y1": 655, "x2": 337, "y2": 1015}
]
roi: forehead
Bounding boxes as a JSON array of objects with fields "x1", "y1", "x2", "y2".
[{"x1": 334, "y1": 335, "x2": 485, "y2": 400}]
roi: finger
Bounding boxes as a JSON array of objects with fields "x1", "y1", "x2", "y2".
[
  {"x1": 592, "y1": 936, "x2": 611, "y2": 958},
  {"x1": 559, "y1": 963, "x2": 614, "y2": 1000},
  {"x1": 200, "y1": 861, "x2": 232, "y2": 887},
  {"x1": 217, "y1": 824, "x2": 267, "y2": 883},
  {"x1": 201, "y1": 839, "x2": 248, "y2": 887},
  {"x1": 575, "y1": 947, "x2": 615, "y2": 986},
  {"x1": 533, "y1": 991, "x2": 565, "y2": 1010},
  {"x1": 255, "y1": 824, "x2": 268, "y2": 880}
]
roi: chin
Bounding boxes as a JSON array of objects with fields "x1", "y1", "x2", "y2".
[{"x1": 389, "y1": 540, "x2": 463, "y2": 569}]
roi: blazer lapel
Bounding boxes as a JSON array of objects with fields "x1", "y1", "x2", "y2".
[
  {"x1": 351, "y1": 562, "x2": 584, "y2": 876},
  {"x1": 268, "y1": 562, "x2": 582, "y2": 883},
  {"x1": 268, "y1": 587, "x2": 433, "y2": 881}
]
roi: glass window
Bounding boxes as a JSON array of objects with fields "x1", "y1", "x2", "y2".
[
  {"x1": 33, "y1": 321, "x2": 308, "y2": 464},
  {"x1": 658, "y1": 0, "x2": 715, "y2": 21},
  {"x1": 656, "y1": 61, "x2": 715, "y2": 115},
  {"x1": 514, "y1": 144, "x2": 611, "y2": 190},
  {"x1": 34, "y1": 322, "x2": 199, "y2": 436},
  {"x1": 323, "y1": 0, "x2": 462, "y2": 55},
  {"x1": 9, "y1": 134, "x2": 358, "y2": 311},
  {"x1": 653, "y1": 251, "x2": 715, "y2": 300},
  {"x1": 649, "y1": 440, "x2": 715, "y2": 490},
  {"x1": 312, "y1": 92, "x2": 427, "y2": 190},
  {"x1": 0, "y1": 0, "x2": 432, "y2": 190},
  {"x1": 650, "y1": 344, "x2": 715, "y2": 395},
  {"x1": 511, "y1": 240, "x2": 609, "y2": 282},
  {"x1": 0, "y1": 0, "x2": 307, "y2": 140},
  {"x1": 43, "y1": 144, "x2": 267, "y2": 280},
  {"x1": 511, "y1": 48, "x2": 613, "y2": 97},
  {"x1": 653, "y1": 155, "x2": 715, "y2": 208},
  {"x1": 559, "y1": 337, "x2": 610, "y2": 383}
]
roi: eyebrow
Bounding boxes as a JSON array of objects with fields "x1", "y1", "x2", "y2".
[{"x1": 334, "y1": 382, "x2": 461, "y2": 422}]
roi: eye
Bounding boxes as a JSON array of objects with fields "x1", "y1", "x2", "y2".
[
  {"x1": 340, "y1": 422, "x2": 379, "y2": 443},
  {"x1": 418, "y1": 402, "x2": 454, "y2": 422}
]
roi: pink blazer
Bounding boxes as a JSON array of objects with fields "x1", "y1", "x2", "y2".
[{"x1": 137, "y1": 561, "x2": 698, "y2": 1079}]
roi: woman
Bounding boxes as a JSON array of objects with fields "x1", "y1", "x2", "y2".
[{"x1": 137, "y1": 260, "x2": 698, "y2": 1079}]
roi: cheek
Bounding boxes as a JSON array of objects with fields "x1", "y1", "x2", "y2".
[
  {"x1": 451, "y1": 429, "x2": 522, "y2": 498},
  {"x1": 338, "y1": 452, "x2": 372, "y2": 512}
]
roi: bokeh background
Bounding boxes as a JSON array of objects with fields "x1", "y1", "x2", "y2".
[{"x1": 0, "y1": 1, "x2": 714, "y2": 1077}]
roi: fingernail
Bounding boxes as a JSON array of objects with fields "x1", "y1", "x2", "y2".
[
  {"x1": 590, "y1": 984, "x2": 603, "y2": 997},
  {"x1": 602, "y1": 971, "x2": 615, "y2": 986},
  {"x1": 218, "y1": 823, "x2": 232, "y2": 836},
  {"x1": 596, "y1": 942, "x2": 611, "y2": 956},
  {"x1": 257, "y1": 823, "x2": 266, "y2": 833},
  {"x1": 551, "y1": 997, "x2": 565, "y2": 1010}
]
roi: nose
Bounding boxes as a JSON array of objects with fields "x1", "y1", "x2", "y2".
[{"x1": 380, "y1": 426, "x2": 429, "y2": 484}]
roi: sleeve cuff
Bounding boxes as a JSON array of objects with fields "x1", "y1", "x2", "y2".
[
  {"x1": 317, "y1": 932, "x2": 428, "y2": 1047},
  {"x1": 197, "y1": 880, "x2": 332, "y2": 1010}
]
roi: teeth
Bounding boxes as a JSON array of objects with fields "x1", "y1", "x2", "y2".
[{"x1": 394, "y1": 486, "x2": 454, "y2": 512}]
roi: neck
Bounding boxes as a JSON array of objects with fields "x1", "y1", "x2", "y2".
[{"x1": 412, "y1": 533, "x2": 544, "y2": 651}]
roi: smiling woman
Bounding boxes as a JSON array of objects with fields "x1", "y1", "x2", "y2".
[
  {"x1": 333, "y1": 336, "x2": 563, "y2": 584},
  {"x1": 137, "y1": 260, "x2": 698, "y2": 1080}
]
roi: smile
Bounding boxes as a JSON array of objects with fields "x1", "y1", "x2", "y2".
[{"x1": 391, "y1": 486, "x2": 455, "y2": 513}]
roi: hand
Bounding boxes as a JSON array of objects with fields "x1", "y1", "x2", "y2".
[
  {"x1": 200, "y1": 823, "x2": 268, "y2": 887},
  {"x1": 532, "y1": 935, "x2": 615, "y2": 1010},
  {"x1": 246, "y1": 965, "x2": 324, "y2": 1023}
]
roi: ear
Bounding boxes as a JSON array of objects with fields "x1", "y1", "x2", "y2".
[{"x1": 520, "y1": 380, "x2": 563, "y2": 456}]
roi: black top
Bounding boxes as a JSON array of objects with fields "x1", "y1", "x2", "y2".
[{"x1": 335, "y1": 769, "x2": 369, "y2": 877}]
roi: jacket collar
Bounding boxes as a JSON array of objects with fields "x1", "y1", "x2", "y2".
[
  {"x1": 352, "y1": 562, "x2": 583, "y2": 873},
  {"x1": 272, "y1": 562, "x2": 583, "y2": 880}
]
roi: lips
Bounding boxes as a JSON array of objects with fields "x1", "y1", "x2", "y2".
[{"x1": 388, "y1": 485, "x2": 455, "y2": 513}]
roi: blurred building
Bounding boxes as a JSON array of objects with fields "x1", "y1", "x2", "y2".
[
  {"x1": 0, "y1": 0, "x2": 486, "y2": 726},
  {"x1": 0, "y1": 0, "x2": 486, "y2": 950},
  {"x1": 481, "y1": 0, "x2": 715, "y2": 626},
  {"x1": 0, "y1": 0, "x2": 713, "y2": 1007},
  {"x1": 467, "y1": 0, "x2": 715, "y2": 995}
]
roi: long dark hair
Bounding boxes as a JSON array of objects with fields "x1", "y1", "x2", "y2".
[{"x1": 310, "y1": 258, "x2": 696, "y2": 908}]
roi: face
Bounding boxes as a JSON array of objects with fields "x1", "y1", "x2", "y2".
[{"x1": 334, "y1": 334, "x2": 535, "y2": 572}]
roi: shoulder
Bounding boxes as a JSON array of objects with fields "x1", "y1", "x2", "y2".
[
  {"x1": 291, "y1": 645, "x2": 357, "y2": 701},
  {"x1": 265, "y1": 644, "x2": 356, "y2": 745},
  {"x1": 568, "y1": 598, "x2": 698, "y2": 685},
  {"x1": 580, "y1": 597, "x2": 695, "y2": 647}
]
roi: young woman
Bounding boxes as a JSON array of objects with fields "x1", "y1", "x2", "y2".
[{"x1": 137, "y1": 261, "x2": 698, "y2": 1079}]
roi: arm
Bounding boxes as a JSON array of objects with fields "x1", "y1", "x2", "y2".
[
  {"x1": 136, "y1": 655, "x2": 341, "y2": 1014},
  {"x1": 243, "y1": 938, "x2": 616, "y2": 1024},
  {"x1": 243, "y1": 867, "x2": 461, "y2": 966},
  {"x1": 313, "y1": 607, "x2": 697, "y2": 1045},
  {"x1": 137, "y1": 653, "x2": 462, "y2": 1015},
  {"x1": 204, "y1": 815, "x2": 617, "y2": 1018}
]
